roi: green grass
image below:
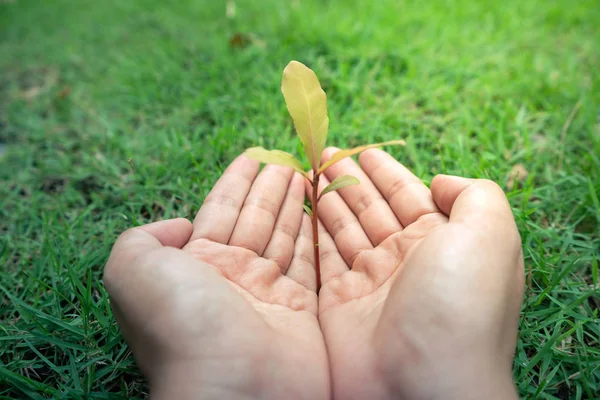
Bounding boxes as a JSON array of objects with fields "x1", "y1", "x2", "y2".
[{"x1": 1, "y1": 0, "x2": 599, "y2": 398}]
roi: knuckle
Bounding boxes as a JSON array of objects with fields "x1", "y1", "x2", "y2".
[
  {"x1": 246, "y1": 196, "x2": 279, "y2": 217},
  {"x1": 387, "y1": 178, "x2": 405, "y2": 198},
  {"x1": 330, "y1": 216, "x2": 357, "y2": 238},
  {"x1": 297, "y1": 252, "x2": 314, "y2": 266},
  {"x1": 205, "y1": 193, "x2": 238, "y2": 208},
  {"x1": 319, "y1": 248, "x2": 337, "y2": 262},
  {"x1": 276, "y1": 222, "x2": 297, "y2": 240},
  {"x1": 348, "y1": 250, "x2": 363, "y2": 268},
  {"x1": 353, "y1": 193, "x2": 374, "y2": 216},
  {"x1": 476, "y1": 179, "x2": 504, "y2": 194},
  {"x1": 116, "y1": 226, "x2": 138, "y2": 243},
  {"x1": 270, "y1": 253, "x2": 290, "y2": 270},
  {"x1": 387, "y1": 178, "x2": 418, "y2": 200}
]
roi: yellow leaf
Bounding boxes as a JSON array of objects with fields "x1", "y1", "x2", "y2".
[
  {"x1": 244, "y1": 147, "x2": 308, "y2": 178},
  {"x1": 319, "y1": 175, "x2": 360, "y2": 199},
  {"x1": 317, "y1": 140, "x2": 406, "y2": 175},
  {"x1": 281, "y1": 60, "x2": 329, "y2": 171}
]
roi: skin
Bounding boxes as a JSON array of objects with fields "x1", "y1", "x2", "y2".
[
  {"x1": 104, "y1": 160, "x2": 329, "y2": 399},
  {"x1": 104, "y1": 149, "x2": 524, "y2": 400},
  {"x1": 312, "y1": 148, "x2": 524, "y2": 399}
]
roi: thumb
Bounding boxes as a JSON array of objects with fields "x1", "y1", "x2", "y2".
[
  {"x1": 430, "y1": 175, "x2": 475, "y2": 216},
  {"x1": 139, "y1": 218, "x2": 194, "y2": 248},
  {"x1": 431, "y1": 175, "x2": 516, "y2": 232},
  {"x1": 103, "y1": 218, "x2": 193, "y2": 291},
  {"x1": 119, "y1": 217, "x2": 193, "y2": 252},
  {"x1": 106, "y1": 218, "x2": 193, "y2": 264}
]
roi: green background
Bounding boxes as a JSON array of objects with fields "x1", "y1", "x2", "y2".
[{"x1": 1, "y1": 0, "x2": 599, "y2": 398}]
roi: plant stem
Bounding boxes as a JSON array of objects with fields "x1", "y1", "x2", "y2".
[{"x1": 311, "y1": 173, "x2": 321, "y2": 291}]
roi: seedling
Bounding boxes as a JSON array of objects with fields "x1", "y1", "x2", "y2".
[{"x1": 245, "y1": 60, "x2": 405, "y2": 289}]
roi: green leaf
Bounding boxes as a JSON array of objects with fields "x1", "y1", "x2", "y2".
[
  {"x1": 303, "y1": 204, "x2": 313, "y2": 216},
  {"x1": 244, "y1": 147, "x2": 308, "y2": 177},
  {"x1": 281, "y1": 60, "x2": 329, "y2": 171},
  {"x1": 319, "y1": 175, "x2": 360, "y2": 199},
  {"x1": 317, "y1": 140, "x2": 406, "y2": 175}
]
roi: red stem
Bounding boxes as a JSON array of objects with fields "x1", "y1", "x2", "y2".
[{"x1": 311, "y1": 173, "x2": 321, "y2": 291}]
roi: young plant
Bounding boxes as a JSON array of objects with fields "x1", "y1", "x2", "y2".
[{"x1": 244, "y1": 60, "x2": 405, "y2": 289}]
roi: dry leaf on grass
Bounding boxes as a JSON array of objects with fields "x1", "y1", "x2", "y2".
[
  {"x1": 229, "y1": 33, "x2": 266, "y2": 49},
  {"x1": 507, "y1": 163, "x2": 528, "y2": 190}
]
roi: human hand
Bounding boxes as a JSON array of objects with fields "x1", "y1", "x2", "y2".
[
  {"x1": 104, "y1": 156, "x2": 329, "y2": 400},
  {"x1": 311, "y1": 148, "x2": 524, "y2": 400}
]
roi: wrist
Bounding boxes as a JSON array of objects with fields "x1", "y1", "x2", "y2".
[
  {"x1": 437, "y1": 373, "x2": 518, "y2": 400},
  {"x1": 383, "y1": 362, "x2": 518, "y2": 400},
  {"x1": 149, "y1": 360, "x2": 260, "y2": 400},
  {"x1": 149, "y1": 355, "x2": 330, "y2": 400},
  {"x1": 414, "y1": 373, "x2": 518, "y2": 400}
]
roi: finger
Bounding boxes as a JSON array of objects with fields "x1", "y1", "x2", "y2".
[
  {"x1": 229, "y1": 165, "x2": 295, "y2": 254},
  {"x1": 306, "y1": 172, "x2": 373, "y2": 267},
  {"x1": 359, "y1": 148, "x2": 439, "y2": 227},
  {"x1": 263, "y1": 173, "x2": 306, "y2": 270},
  {"x1": 321, "y1": 147, "x2": 402, "y2": 245},
  {"x1": 431, "y1": 175, "x2": 518, "y2": 236},
  {"x1": 191, "y1": 156, "x2": 260, "y2": 243},
  {"x1": 317, "y1": 219, "x2": 349, "y2": 284},
  {"x1": 286, "y1": 214, "x2": 316, "y2": 291}
]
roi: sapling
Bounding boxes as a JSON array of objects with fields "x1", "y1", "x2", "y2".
[{"x1": 244, "y1": 60, "x2": 405, "y2": 289}]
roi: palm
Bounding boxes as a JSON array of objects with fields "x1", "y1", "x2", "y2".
[
  {"x1": 311, "y1": 148, "x2": 453, "y2": 398},
  {"x1": 107, "y1": 150, "x2": 521, "y2": 399},
  {"x1": 185, "y1": 238, "x2": 318, "y2": 313},
  {"x1": 319, "y1": 216, "x2": 442, "y2": 312},
  {"x1": 183, "y1": 238, "x2": 324, "y2": 363},
  {"x1": 182, "y1": 156, "x2": 329, "y2": 399}
]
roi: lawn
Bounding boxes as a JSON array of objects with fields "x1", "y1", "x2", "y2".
[{"x1": 1, "y1": 0, "x2": 599, "y2": 398}]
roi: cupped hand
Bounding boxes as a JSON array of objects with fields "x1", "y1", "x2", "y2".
[
  {"x1": 104, "y1": 156, "x2": 329, "y2": 400},
  {"x1": 311, "y1": 148, "x2": 524, "y2": 400}
]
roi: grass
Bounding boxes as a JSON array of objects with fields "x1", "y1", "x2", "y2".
[{"x1": 0, "y1": 0, "x2": 598, "y2": 398}]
